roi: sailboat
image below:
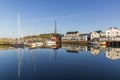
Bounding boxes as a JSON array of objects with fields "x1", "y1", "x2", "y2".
[
  {"x1": 11, "y1": 13, "x2": 24, "y2": 48},
  {"x1": 46, "y1": 40, "x2": 56, "y2": 46}
]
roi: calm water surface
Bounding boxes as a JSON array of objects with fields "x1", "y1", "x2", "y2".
[{"x1": 0, "y1": 45, "x2": 120, "y2": 80}]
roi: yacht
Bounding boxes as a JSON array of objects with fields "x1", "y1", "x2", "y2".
[{"x1": 46, "y1": 40, "x2": 56, "y2": 46}]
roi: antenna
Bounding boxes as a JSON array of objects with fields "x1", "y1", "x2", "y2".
[{"x1": 54, "y1": 21, "x2": 57, "y2": 34}]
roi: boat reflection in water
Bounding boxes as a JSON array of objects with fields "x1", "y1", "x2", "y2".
[
  {"x1": 29, "y1": 43, "x2": 60, "y2": 50},
  {"x1": 28, "y1": 42, "x2": 44, "y2": 49}
]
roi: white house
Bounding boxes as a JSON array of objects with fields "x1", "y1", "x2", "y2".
[
  {"x1": 105, "y1": 27, "x2": 120, "y2": 37},
  {"x1": 100, "y1": 27, "x2": 120, "y2": 41},
  {"x1": 62, "y1": 31, "x2": 89, "y2": 42},
  {"x1": 90, "y1": 30, "x2": 102, "y2": 40},
  {"x1": 64, "y1": 31, "x2": 79, "y2": 37}
]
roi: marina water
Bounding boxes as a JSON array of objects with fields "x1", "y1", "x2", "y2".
[{"x1": 0, "y1": 45, "x2": 120, "y2": 80}]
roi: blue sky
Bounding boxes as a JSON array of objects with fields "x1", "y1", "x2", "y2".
[{"x1": 0, "y1": 0, "x2": 120, "y2": 37}]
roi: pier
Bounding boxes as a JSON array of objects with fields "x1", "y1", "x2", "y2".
[{"x1": 107, "y1": 41, "x2": 120, "y2": 47}]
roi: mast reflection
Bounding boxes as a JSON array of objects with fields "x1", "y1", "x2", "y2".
[{"x1": 18, "y1": 48, "x2": 21, "y2": 80}]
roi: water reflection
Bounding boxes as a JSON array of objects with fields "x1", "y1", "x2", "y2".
[
  {"x1": 62, "y1": 44, "x2": 88, "y2": 53},
  {"x1": 1, "y1": 44, "x2": 120, "y2": 60},
  {"x1": 0, "y1": 45, "x2": 14, "y2": 50},
  {"x1": 29, "y1": 44, "x2": 60, "y2": 50},
  {"x1": 17, "y1": 47, "x2": 37, "y2": 80},
  {"x1": 91, "y1": 46, "x2": 101, "y2": 55},
  {"x1": 17, "y1": 48, "x2": 23, "y2": 80},
  {"x1": 106, "y1": 47, "x2": 120, "y2": 60},
  {"x1": 62, "y1": 44, "x2": 120, "y2": 60},
  {"x1": 14, "y1": 44, "x2": 120, "y2": 80},
  {"x1": 90, "y1": 46, "x2": 120, "y2": 60},
  {"x1": 1, "y1": 45, "x2": 120, "y2": 80}
]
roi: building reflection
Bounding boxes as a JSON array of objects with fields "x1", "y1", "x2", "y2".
[
  {"x1": 90, "y1": 46, "x2": 101, "y2": 55},
  {"x1": 105, "y1": 47, "x2": 120, "y2": 60},
  {"x1": 62, "y1": 44, "x2": 120, "y2": 60},
  {"x1": 2, "y1": 44, "x2": 120, "y2": 61},
  {"x1": 62, "y1": 44, "x2": 88, "y2": 53},
  {"x1": 90, "y1": 46, "x2": 120, "y2": 60},
  {"x1": 28, "y1": 43, "x2": 120, "y2": 60}
]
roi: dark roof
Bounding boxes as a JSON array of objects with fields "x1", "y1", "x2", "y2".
[
  {"x1": 66, "y1": 31, "x2": 79, "y2": 34},
  {"x1": 83, "y1": 33, "x2": 90, "y2": 35},
  {"x1": 109, "y1": 27, "x2": 119, "y2": 30},
  {"x1": 95, "y1": 30, "x2": 102, "y2": 33}
]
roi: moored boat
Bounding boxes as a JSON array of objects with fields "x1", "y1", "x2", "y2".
[
  {"x1": 89, "y1": 41, "x2": 99, "y2": 45},
  {"x1": 46, "y1": 40, "x2": 56, "y2": 46},
  {"x1": 99, "y1": 41, "x2": 108, "y2": 46}
]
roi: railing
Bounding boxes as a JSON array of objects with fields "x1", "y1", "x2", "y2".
[{"x1": 100, "y1": 37, "x2": 120, "y2": 41}]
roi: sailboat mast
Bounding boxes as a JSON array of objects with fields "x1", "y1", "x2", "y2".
[{"x1": 18, "y1": 13, "x2": 20, "y2": 44}]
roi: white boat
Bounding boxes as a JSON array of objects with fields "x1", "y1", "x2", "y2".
[
  {"x1": 90, "y1": 41, "x2": 99, "y2": 45},
  {"x1": 46, "y1": 40, "x2": 56, "y2": 46}
]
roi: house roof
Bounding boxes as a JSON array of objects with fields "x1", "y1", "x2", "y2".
[
  {"x1": 66, "y1": 31, "x2": 79, "y2": 34},
  {"x1": 108, "y1": 27, "x2": 119, "y2": 30},
  {"x1": 95, "y1": 30, "x2": 102, "y2": 33},
  {"x1": 79, "y1": 34, "x2": 90, "y2": 36}
]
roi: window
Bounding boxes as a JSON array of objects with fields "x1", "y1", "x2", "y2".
[
  {"x1": 116, "y1": 32, "x2": 118, "y2": 34},
  {"x1": 116, "y1": 32, "x2": 119, "y2": 37},
  {"x1": 80, "y1": 39, "x2": 83, "y2": 40}
]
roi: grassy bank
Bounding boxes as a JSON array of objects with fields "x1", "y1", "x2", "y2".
[{"x1": 0, "y1": 40, "x2": 10, "y2": 45}]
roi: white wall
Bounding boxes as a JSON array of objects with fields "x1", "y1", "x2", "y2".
[
  {"x1": 105, "y1": 28, "x2": 120, "y2": 37},
  {"x1": 90, "y1": 32, "x2": 100, "y2": 40},
  {"x1": 62, "y1": 35, "x2": 88, "y2": 41}
]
